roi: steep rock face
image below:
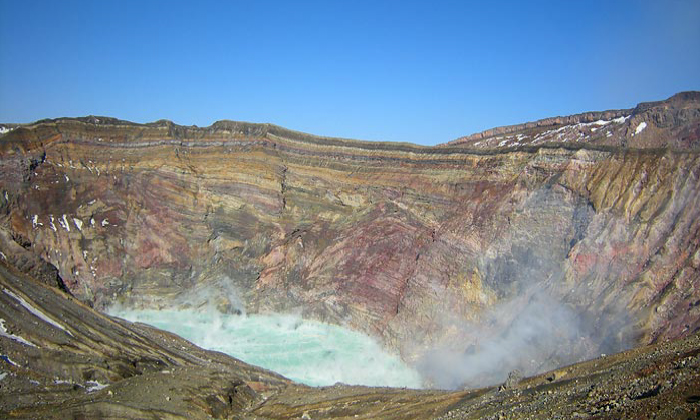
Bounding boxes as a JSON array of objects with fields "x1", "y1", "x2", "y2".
[{"x1": 1, "y1": 93, "x2": 700, "y2": 384}]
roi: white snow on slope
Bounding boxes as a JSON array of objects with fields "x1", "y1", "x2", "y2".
[
  {"x1": 635, "y1": 121, "x2": 647, "y2": 135},
  {"x1": 0, "y1": 318, "x2": 37, "y2": 347},
  {"x1": 86, "y1": 381, "x2": 109, "y2": 392},
  {"x1": 2, "y1": 288, "x2": 73, "y2": 336},
  {"x1": 60, "y1": 214, "x2": 70, "y2": 232},
  {"x1": 1, "y1": 354, "x2": 18, "y2": 366}
]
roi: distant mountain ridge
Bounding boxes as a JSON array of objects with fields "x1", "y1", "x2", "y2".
[
  {"x1": 2, "y1": 91, "x2": 699, "y2": 152},
  {"x1": 446, "y1": 91, "x2": 700, "y2": 150}
]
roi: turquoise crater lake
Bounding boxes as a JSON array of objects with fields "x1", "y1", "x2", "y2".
[{"x1": 109, "y1": 308, "x2": 423, "y2": 388}]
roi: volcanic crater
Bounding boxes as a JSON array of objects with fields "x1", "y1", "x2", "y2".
[{"x1": 1, "y1": 92, "x2": 700, "y2": 418}]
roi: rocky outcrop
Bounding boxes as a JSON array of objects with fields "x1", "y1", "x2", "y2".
[{"x1": 1, "y1": 92, "x2": 699, "y2": 388}]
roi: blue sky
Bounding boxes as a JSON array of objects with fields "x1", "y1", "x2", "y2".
[{"x1": 1, "y1": 0, "x2": 698, "y2": 145}]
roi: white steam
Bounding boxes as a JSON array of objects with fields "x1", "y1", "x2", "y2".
[
  {"x1": 173, "y1": 275, "x2": 247, "y2": 315},
  {"x1": 417, "y1": 289, "x2": 599, "y2": 389}
]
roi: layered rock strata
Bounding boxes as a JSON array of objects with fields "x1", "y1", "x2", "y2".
[{"x1": 1, "y1": 92, "x2": 699, "y2": 386}]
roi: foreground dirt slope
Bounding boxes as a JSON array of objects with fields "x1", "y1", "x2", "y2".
[
  {"x1": 1, "y1": 263, "x2": 699, "y2": 419},
  {"x1": 0, "y1": 262, "x2": 292, "y2": 418}
]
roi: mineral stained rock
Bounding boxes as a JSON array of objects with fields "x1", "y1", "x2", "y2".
[{"x1": 1, "y1": 92, "x2": 700, "y2": 388}]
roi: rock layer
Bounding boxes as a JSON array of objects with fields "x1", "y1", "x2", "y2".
[{"x1": 1, "y1": 92, "x2": 700, "y2": 386}]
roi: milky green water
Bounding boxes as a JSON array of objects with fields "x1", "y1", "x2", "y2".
[{"x1": 109, "y1": 308, "x2": 423, "y2": 388}]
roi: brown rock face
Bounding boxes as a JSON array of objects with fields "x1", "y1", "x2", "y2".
[{"x1": 1, "y1": 92, "x2": 700, "y2": 388}]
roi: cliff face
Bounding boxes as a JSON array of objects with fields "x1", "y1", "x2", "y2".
[{"x1": 1, "y1": 92, "x2": 700, "y2": 384}]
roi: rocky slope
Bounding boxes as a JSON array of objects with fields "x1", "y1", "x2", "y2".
[
  {"x1": 1, "y1": 92, "x2": 699, "y2": 390},
  {"x1": 2, "y1": 260, "x2": 699, "y2": 419}
]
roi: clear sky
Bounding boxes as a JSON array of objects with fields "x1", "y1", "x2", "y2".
[{"x1": 1, "y1": 0, "x2": 698, "y2": 145}]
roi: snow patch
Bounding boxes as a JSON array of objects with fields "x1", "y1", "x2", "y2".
[
  {"x1": 86, "y1": 381, "x2": 109, "y2": 392},
  {"x1": 49, "y1": 216, "x2": 57, "y2": 232},
  {"x1": 32, "y1": 215, "x2": 43, "y2": 228},
  {"x1": 634, "y1": 121, "x2": 647, "y2": 135},
  {"x1": 64, "y1": 174, "x2": 70, "y2": 182},
  {"x1": 1, "y1": 354, "x2": 18, "y2": 366},
  {"x1": 2, "y1": 288, "x2": 73, "y2": 336},
  {"x1": 59, "y1": 215, "x2": 71, "y2": 232},
  {"x1": 0, "y1": 318, "x2": 37, "y2": 347},
  {"x1": 613, "y1": 115, "x2": 631, "y2": 124},
  {"x1": 101, "y1": 219, "x2": 109, "y2": 227},
  {"x1": 90, "y1": 218, "x2": 96, "y2": 227},
  {"x1": 53, "y1": 378, "x2": 73, "y2": 385},
  {"x1": 73, "y1": 218, "x2": 83, "y2": 232}
]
